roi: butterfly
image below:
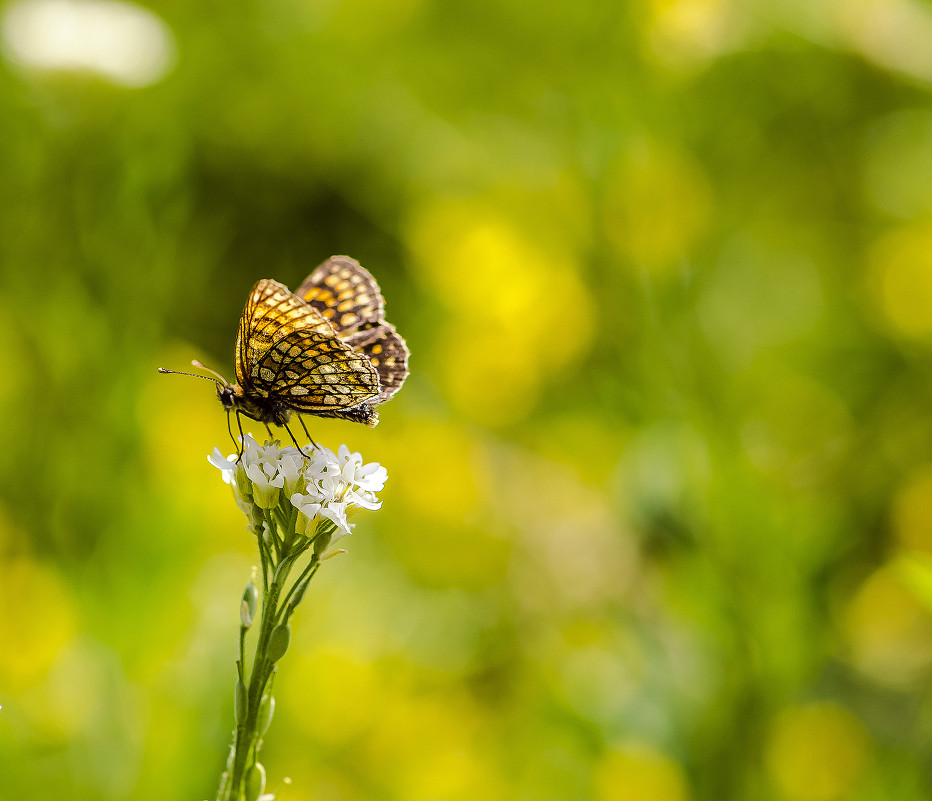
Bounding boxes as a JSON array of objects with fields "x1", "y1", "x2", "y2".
[{"x1": 160, "y1": 256, "x2": 409, "y2": 443}]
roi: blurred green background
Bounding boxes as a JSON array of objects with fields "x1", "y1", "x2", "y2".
[{"x1": 3, "y1": 0, "x2": 932, "y2": 799}]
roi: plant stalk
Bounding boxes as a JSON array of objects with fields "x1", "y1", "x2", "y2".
[{"x1": 218, "y1": 561, "x2": 289, "y2": 801}]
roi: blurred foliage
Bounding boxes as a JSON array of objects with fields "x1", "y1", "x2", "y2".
[{"x1": 2, "y1": 0, "x2": 932, "y2": 799}]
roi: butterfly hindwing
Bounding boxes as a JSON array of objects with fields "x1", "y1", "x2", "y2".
[
  {"x1": 297, "y1": 256, "x2": 410, "y2": 403},
  {"x1": 296, "y1": 256, "x2": 385, "y2": 335},
  {"x1": 345, "y1": 323, "x2": 409, "y2": 402}
]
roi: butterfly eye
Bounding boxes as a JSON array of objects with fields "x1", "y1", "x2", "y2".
[{"x1": 217, "y1": 385, "x2": 235, "y2": 409}]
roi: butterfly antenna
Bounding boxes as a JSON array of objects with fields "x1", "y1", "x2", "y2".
[{"x1": 157, "y1": 367, "x2": 223, "y2": 386}]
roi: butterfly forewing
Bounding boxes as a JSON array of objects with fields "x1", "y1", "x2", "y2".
[
  {"x1": 236, "y1": 278, "x2": 379, "y2": 413},
  {"x1": 236, "y1": 279, "x2": 337, "y2": 388},
  {"x1": 296, "y1": 256, "x2": 385, "y2": 335}
]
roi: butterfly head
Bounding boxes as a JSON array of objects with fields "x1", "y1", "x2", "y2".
[{"x1": 215, "y1": 381, "x2": 237, "y2": 412}]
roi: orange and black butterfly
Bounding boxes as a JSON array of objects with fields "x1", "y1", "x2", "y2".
[{"x1": 160, "y1": 256, "x2": 408, "y2": 442}]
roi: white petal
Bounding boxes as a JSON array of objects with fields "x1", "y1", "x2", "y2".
[{"x1": 207, "y1": 447, "x2": 237, "y2": 472}]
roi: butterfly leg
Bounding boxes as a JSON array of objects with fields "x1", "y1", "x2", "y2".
[
  {"x1": 281, "y1": 421, "x2": 305, "y2": 452},
  {"x1": 298, "y1": 415, "x2": 319, "y2": 450},
  {"x1": 235, "y1": 412, "x2": 247, "y2": 458},
  {"x1": 226, "y1": 411, "x2": 238, "y2": 455}
]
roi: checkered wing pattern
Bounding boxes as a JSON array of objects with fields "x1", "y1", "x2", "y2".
[
  {"x1": 236, "y1": 278, "x2": 380, "y2": 412},
  {"x1": 344, "y1": 323, "x2": 409, "y2": 402},
  {"x1": 296, "y1": 256, "x2": 384, "y2": 334},
  {"x1": 297, "y1": 256, "x2": 410, "y2": 403}
]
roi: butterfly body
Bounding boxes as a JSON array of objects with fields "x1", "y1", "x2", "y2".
[{"x1": 216, "y1": 382, "x2": 295, "y2": 427}]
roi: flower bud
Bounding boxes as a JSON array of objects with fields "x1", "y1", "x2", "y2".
[
  {"x1": 245, "y1": 761, "x2": 266, "y2": 801},
  {"x1": 258, "y1": 692, "x2": 275, "y2": 736},
  {"x1": 234, "y1": 678, "x2": 248, "y2": 724},
  {"x1": 267, "y1": 624, "x2": 291, "y2": 663},
  {"x1": 240, "y1": 581, "x2": 259, "y2": 628}
]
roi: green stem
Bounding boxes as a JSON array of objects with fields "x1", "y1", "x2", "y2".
[
  {"x1": 275, "y1": 557, "x2": 319, "y2": 625},
  {"x1": 221, "y1": 563, "x2": 289, "y2": 800}
]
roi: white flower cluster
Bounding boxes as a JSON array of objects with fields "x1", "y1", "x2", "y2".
[{"x1": 208, "y1": 434, "x2": 388, "y2": 551}]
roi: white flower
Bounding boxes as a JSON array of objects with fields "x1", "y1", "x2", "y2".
[
  {"x1": 245, "y1": 461, "x2": 285, "y2": 510},
  {"x1": 348, "y1": 488, "x2": 382, "y2": 511},
  {"x1": 208, "y1": 447, "x2": 237, "y2": 484},
  {"x1": 336, "y1": 444, "x2": 388, "y2": 492},
  {"x1": 208, "y1": 447, "x2": 254, "y2": 509},
  {"x1": 277, "y1": 452, "x2": 307, "y2": 497},
  {"x1": 242, "y1": 434, "x2": 283, "y2": 466},
  {"x1": 291, "y1": 491, "x2": 323, "y2": 537},
  {"x1": 210, "y1": 435, "x2": 387, "y2": 549},
  {"x1": 319, "y1": 501, "x2": 352, "y2": 539}
]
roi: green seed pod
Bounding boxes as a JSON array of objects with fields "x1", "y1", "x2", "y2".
[
  {"x1": 289, "y1": 577, "x2": 311, "y2": 610},
  {"x1": 267, "y1": 624, "x2": 291, "y2": 663},
  {"x1": 312, "y1": 529, "x2": 332, "y2": 557},
  {"x1": 258, "y1": 692, "x2": 275, "y2": 736},
  {"x1": 241, "y1": 582, "x2": 258, "y2": 628},
  {"x1": 244, "y1": 761, "x2": 266, "y2": 801},
  {"x1": 251, "y1": 506, "x2": 266, "y2": 530},
  {"x1": 234, "y1": 678, "x2": 248, "y2": 724}
]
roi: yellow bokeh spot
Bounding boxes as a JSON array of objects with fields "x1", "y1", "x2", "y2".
[
  {"x1": 389, "y1": 419, "x2": 480, "y2": 522},
  {"x1": 843, "y1": 564, "x2": 932, "y2": 686},
  {"x1": 892, "y1": 466, "x2": 932, "y2": 552},
  {"x1": 868, "y1": 221, "x2": 932, "y2": 339},
  {"x1": 360, "y1": 689, "x2": 504, "y2": 801},
  {"x1": 375, "y1": 419, "x2": 511, "y2": 585},
  {"x1": 407, "y1": 203, "x2": 555, "y2": 325},
  {"x1": 287, "y1": 648, "x2": 381, "y2": 743},
  {"x1": 595, "y1": 742, "x2": 690, "y2": 801},
  {"x1": 646, "y1": 0, "x2": 735, "y2": 68},
  {"x1": 603, "y1": 143, "x2": 711, "y2": 273},
  {"x1": 406, "y1": 199, "x2": 594, "y2": 424},
  {"x1": 0, "y1": 557, "x2": 77, "y2": 688},
  {"x1": 401, "y1": 746, "x2": 504, "y2": 801},
  {"x1": 438, "y1": 322, "x2": 541, "y2": 425},
  {"x1": 765, "y1": 703, "x2": 869, "y2": 801}
]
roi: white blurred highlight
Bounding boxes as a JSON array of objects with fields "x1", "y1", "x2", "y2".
[
  {"x1": 1, "y1": 0, "x2": 175, "y2": 87},
  {"x1": 837, "y1": 0, "x2": 932, "y2": 83}
]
